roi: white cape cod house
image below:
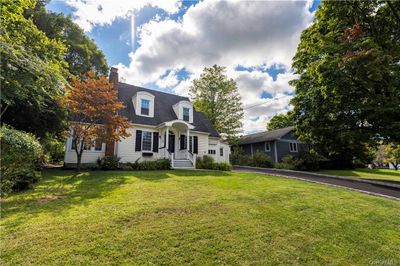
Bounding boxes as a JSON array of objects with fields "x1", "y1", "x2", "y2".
[{"x1": 64, "y1": 68, "x2": 230, "y2": 169}]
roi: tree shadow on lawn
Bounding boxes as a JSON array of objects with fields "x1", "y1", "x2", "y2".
[
  {"x1": 1, "y1": 169, "x2": 231, "y2": 225},
  {"x1": 1, "y1": 169, "x2": 130, "y2": 225}
]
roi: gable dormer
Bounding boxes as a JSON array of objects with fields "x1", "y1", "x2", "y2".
[
  {"x1": 173, "y1": 100, "x2": 194, "y2": 123},
  {"x1": 133, "y1": 91, "x2": 155, "y2": 118}
]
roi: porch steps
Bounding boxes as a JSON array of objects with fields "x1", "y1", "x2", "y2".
[{"x1": 172, "y1": 159, "x2": 194, "y2": 169}]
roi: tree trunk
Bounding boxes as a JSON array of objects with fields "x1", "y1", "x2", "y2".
[
  {"x1": 75, "y1": 141, "x2": 84, "y2": 172},
  {"x1": 76, "y1": 152, "x2": 82, "y2": 172}
]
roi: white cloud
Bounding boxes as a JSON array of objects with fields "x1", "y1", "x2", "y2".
[
  {"x1": 65, "y1": 0, "x2": 181, "y2": 31},
  {"x1": 112, "y1": 0, "x2": 313, "y2": 133},
  {"x1": 155, "y1": 69, "x2": 180, "y2": 89}
]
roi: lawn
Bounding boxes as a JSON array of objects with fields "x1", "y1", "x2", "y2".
[
  {"x1": 1, "y1": 170, "x2": 399, "y2": 265},
  {"x1": 316, "y1": 168, "x2": 400, "y2": 183}
]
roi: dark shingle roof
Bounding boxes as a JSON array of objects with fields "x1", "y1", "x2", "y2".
[
  {"x1": 239, "y1": 126, "x2": 293, "y2": 145},
  {"x1": 118, "y1": 82, "x2": 220, "y2": 137}
]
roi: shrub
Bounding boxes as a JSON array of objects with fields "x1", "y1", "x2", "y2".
[
  {"x1": 250, "y1": 151, "x2": 274, "y2": 168},
  {"x1": 278, "y1": 151, "x2": 324, "y2": 171},
  {"x1": 280, "y1": 155, "x2": 300, "y2": 168},
  {"x1": 196, "y1": 155, "x2": 232, "y2": 171},
  {"x1": 0, "y1": 125, "x2": 43, "y2": 196},
  {"x1": 41, "y1": 134, "x2": 66, "y2": 164},
  {"x1": 230, "y1": 148, "x2": 252, "y2": 165},
  {"x1": 127, "y1": 159, "x2": 171, "y2": 170},
  {"x1": 212, "y1": 162, "x2": 232, "y2": 171},
  {"x1": 296, "y1": 150, "x2": 323, "y2": 171},
  {"x1": 196, "y1": 155, "x2": 214, "y2": 169},
  {"x1": 97, "y1": 156, "x2": 121, "y2": 170}
]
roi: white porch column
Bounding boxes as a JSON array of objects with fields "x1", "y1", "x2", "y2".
[
  {"x1": 166, "y1": 126, "x2": 169, "y2": 151},
  {"x1": 186, "y1": 128, "x2": 190, "y2": 158}
]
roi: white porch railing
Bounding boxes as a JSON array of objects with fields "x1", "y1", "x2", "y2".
[{"x1": 188, "y1": 151, "x2": 196, "y2": 168}]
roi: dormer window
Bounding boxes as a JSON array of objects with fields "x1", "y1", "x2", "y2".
[
  {"x1": 183, "y1": 107, "x2": 190, "y2": 122},
  {"x1": 173, "y1": 100, "x2": 194, "y2": 123},
  {"x1": 133, "y1": 91, "x2": 155, "y2": 117},
  {"x1": 141, "y1": 99, "x2": 150, "y2": 115}
]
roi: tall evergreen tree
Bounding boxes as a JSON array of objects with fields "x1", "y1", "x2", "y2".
[
  {"x1": 290, "y1": 1, "x2": 400, "y2": 166},
  {"x1": 190, "y1": 65, "x2": 243, "y2": 142}
]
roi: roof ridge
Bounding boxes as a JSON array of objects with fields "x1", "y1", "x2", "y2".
[
  {"x1": 243, "y1": 126, "x2": 293, "y2": 137},
  {"x1": 118, "y1": 82, "x2": 190, "y2": 100}
]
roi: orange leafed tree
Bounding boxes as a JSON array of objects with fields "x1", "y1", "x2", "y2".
[{"x1": 62, "y1": 71, "x2": 130, "y2": 170}]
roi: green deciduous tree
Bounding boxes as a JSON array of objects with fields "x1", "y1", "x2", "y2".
[
  {"x1": 266, "y1": 113, "x2": 293, "y2": 131},
  {"x1": 190, "y1": 65, "x2": 244, "y2": 142},
  {"x1": 384, "y1": 144, "x2": 400, "y2": 170},
  {"x1": 290, "y1": 1, "x2": 400, "y2": 166},
  {"x1": 28, "y1": 0, "x2": 108, "y2": 76},
  {"x1": 1, "y1": 0, "x2": 67, "y2": 132},
  {"x1": 1, "y1": 0, "x2": 109, "y2": 139}
]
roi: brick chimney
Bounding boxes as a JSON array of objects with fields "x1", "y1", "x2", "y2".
[
  {"x1": 109, "y1": 67, "x2": 119, "y2": 86},
  {"x1": 105, "y1": 67, "x2": 119, "y2": 157}
]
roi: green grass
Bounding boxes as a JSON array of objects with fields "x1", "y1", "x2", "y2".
[
  {"x1": 1, "y1": 170, "x2": 399, "y2": 265},
  {"x1": 316, "y1": 168, "x2": 400, "y2": 183}
]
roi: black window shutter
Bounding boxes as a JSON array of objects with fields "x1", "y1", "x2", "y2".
[
  {"x1": 135, "y1": 130, "x2": 142, "y2": 151},
  {"x1": 193, "y1": 136, "x2": 198, "y2": 154},
  {"x1": 153, "y1": 132, "x2": 159, "y2": 152},
  {"x1": 180, "y1": 135, "x2": 185, "y2": 150},
  {"x1": 163, "y1": 132, "x2": 166, "y2": 148}
]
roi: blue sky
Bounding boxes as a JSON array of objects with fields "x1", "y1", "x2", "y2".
[{"x1": 46, "y1": 0, "x2": 320, "y2": 133}]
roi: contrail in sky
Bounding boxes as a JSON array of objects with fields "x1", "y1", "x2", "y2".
[{"x1": 131, "y1": 12, "x2": 135, "y2": 51}]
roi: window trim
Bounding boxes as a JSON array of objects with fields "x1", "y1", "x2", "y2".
[
  {"x1": 141, "y1": 131, "x2": 153, "y2": 152},
  {"x1": 265, "y1": 142, "x2": 271, "y2": 152},
  {"x1": 289, "y1": 142, "x2": 298, "y2": 152},
  {"x1": 183, "y1": 107, "x2": 190, "y2": 122},
  {"x1": 69, "y1": 138, "x2": 104, "y2": 152},
  {"x1": 135, "y1": 91, "x2": 155, "y2": 118},
  {"x1": 140, "y1": 99, "x2": 150, "y2": 116},
  {"x1": 94, "y1": 140, "x2": 103, "y2": 151}
]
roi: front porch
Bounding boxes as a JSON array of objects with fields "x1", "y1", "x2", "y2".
[{"x1": 157, "y1": 120, "x2": 197, "y2": 169}]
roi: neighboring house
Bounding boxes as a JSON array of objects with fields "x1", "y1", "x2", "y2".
[
  {"x1": 237, "y1": 126, "x2": 308, "y2": 163},
  {"x1": 64, "y1": 68, "x2": 230, "y2": 169}
]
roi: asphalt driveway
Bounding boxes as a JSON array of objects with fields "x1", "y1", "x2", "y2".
[{"x1": 234, "y1": 166, "x2": 400, "y2": 200}]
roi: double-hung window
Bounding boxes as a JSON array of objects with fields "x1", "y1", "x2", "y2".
[
  {"x1": 71, "y1": 138, "x2": 103, "y2": 152},
  {"x1": 220, "y1": 147, "x2": 224, "y2": 156},
  {"x1": 83, "y1": 142, "x2": 91, "y2": 150},
  {"x1": 142, "y1": 131, "x2": 152, "y2": 151},
  {"x1": 71, "y1": 138, "x2": 77, "y2": 150},
  {"x1": 265, "y1": 142, "x2": 271, "y2": 152},
  {"x1": 141, "y1": 99, "x2": 150, "y2": 115},
  {"x1": 183, "y1": 107, "x2": 190, "y2": 122},
  {"x1": 289, "y1": 142, "x2": 298, "y2": 152},
  {"x1": 94, "y1": 139, "x2": 103, "y2": 151}
]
